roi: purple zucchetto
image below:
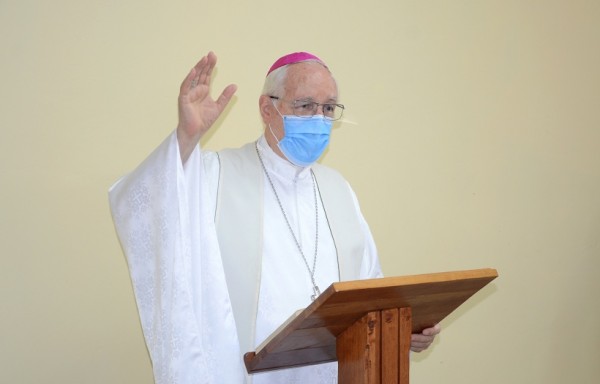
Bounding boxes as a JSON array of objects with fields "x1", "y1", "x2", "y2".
[{"x1": 266, "y1": 52, "x2": 327, "y2": 76}]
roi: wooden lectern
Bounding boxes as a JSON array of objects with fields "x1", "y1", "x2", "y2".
[{"x1": 244, "y1": 268, "x2": 498, "y2": 384}]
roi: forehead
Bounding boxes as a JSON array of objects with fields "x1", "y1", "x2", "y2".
[{"x1": 283, "y1": 62, "x2": 338, "y2": 101}]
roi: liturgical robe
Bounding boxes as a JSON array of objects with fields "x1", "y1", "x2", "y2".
[{"x1": 109, "y1": 132, "x2": 382, "y2": 384}]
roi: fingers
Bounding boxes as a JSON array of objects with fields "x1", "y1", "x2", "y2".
[
  {"x1": 410, "y1": 333, "x2": 435, "y2": 352},
  {"x1": 180, "y1": 65, "x2": 198, "y2": 94},
  {"x1": 180, "y1": 52, "x2": 214, "y2": 94},
  {"x1": 410, "y1": 324, "x2": 441, "y2": 353},
  {"x1": 178, "y1": 51, "x2": 237, "y2": 111},
  {"x1": 215, "y1": 83, "x2": 238, "y2": 111},
  {"x1": 180, "y1": 65, "x2": 201, "y2": 96},
  {"x1": 422, "y1": 323, "x2": 441, "y2": 336},
  {"x1": 194, "y1": 51, "x2": 217, "y2": 89}
]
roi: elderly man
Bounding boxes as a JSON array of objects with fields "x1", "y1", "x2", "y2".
[{"x1": 109, "y1": 51, "x2": 440, "y2": 384}]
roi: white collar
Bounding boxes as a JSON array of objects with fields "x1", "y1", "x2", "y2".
[{"x1": 256, "y1": 135, "x2": 313, "y2": 182}]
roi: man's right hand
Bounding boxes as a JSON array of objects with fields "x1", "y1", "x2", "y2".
[{"x1": 176, "y1": 51, "x2": 237, "y2": 163}]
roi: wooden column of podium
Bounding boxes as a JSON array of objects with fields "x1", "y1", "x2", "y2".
[
  {"x1": 336, "y1": 306, "x2": 413, "y2": 383},
  {"x1": 244, "y1": 268, "x2": 498, "y2": 384}
]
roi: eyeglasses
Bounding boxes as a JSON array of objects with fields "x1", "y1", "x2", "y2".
[{"x1": 270, "y1": 96, "x2": 345, "y2": 121}]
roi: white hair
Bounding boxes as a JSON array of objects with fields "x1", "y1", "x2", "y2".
[
  {"x1": 261, "y1": 60, "x2": 335, "y2": 98},
  {"x1": 261, "y1": 65, "x2": 288, "y2": 97}
]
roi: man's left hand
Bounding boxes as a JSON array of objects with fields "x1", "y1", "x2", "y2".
[{"x1": 410, "y1": 324, "x2": 441, "y2": 352}]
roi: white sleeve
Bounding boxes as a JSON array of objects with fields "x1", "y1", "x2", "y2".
[{"x1": 108, "y1": 131, "x2": 245, "y2": 383}]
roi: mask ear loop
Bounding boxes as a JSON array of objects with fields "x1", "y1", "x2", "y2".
[
  {"x1": 271, "y1": 98, "x2": 284, "y2": 115},
  {"x1": 268, "y1": 97, "x2": 285, "y2": 144},
  {"x1": 268, "y1": 123, "x2": 280, "y2": 144}
]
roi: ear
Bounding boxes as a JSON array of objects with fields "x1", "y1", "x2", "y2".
[{"x1": 259, "y1": 95, "x2": 275, "y2": 122}]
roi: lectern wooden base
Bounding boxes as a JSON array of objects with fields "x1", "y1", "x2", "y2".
[
  {"x1": 337, "y1": 307, "x2": 412, "y2": 384},
  {"x1": 244, "y1": 268, "x2": 498, "y2": 384}
]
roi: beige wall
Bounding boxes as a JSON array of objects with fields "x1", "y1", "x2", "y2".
[{"x1": 1, "y1": 1, "x2": 599, "y2": 383}]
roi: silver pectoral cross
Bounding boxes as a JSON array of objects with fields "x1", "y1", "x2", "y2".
[{"x1": 311, "y1": 285, "x2": 321, "y2": 301}]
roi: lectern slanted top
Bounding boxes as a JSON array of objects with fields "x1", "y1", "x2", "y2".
[{"x1": 244, "y1": 268, "x2": 498, "y2": 376}]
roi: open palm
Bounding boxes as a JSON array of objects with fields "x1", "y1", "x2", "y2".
[{"x1": 177, "y1": 52, "x2": 237, "y2": 162}]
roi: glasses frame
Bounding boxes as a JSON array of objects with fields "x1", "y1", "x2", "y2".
[{"x1": 269, "y1": 96, "x2": 345, "y2": 121}]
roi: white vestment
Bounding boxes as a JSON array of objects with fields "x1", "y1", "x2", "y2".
[{"x1": 109, "y1": 132, "x2": 382, "y2": 384}]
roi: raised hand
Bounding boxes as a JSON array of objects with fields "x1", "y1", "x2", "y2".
[{"x1": 176, "y1": 52, "x2": 237, "y2": 163}]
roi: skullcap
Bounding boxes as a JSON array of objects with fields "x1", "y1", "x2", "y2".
[{"x1": 266, "y1": 52, "x2": 327, "y2": 76}]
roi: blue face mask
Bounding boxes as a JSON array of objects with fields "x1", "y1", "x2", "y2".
[{"x1": 277, "y1": 115, "x2": 333, "y2": 167}]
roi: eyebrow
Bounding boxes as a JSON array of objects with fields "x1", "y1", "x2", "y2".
[{"x1": 295, "y1": 96, "x2": 339, "y2": 103}]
